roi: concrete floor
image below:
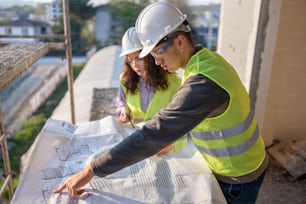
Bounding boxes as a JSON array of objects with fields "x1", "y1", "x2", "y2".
[{"x1": 256, "y1": 156, "x2": 306, "y2": 204}]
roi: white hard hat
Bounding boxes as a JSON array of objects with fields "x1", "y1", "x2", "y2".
[
  {"x1": 135, "y1": 2, "x2": 190, "y2": 58},
  {"x1": 119, "y1": 27, "x2": 143, "y2": 57}
]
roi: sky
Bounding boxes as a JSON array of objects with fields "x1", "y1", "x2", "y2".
[
  {"x1": 0, "y1": 0, "x2": 49, "y2": 8},
  {"x1": 89, "y1": 0, "x2": 221, "y2": 6},
  {"x1": 0, "y1": 0, "x2": 221, "y2": 8}
]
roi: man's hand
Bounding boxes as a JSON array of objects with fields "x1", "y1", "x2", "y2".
[
  {"x1": 53, "y1": 165, "x2": 95, "y2": 197},
  {"x1": 155, "y1": 144, "x2": 173, "y2": 157}
]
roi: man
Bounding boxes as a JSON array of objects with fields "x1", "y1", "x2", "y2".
[{"x1": 54, "y1": 2, "x2": 268, "y2": 203}]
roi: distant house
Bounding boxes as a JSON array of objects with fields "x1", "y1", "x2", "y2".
[{"x1": 0, "y1": 18, "x2": 51, "y2": 43}]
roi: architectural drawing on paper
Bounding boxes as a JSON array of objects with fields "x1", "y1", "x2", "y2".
[{"x1": 56, "y1": 144, "x2": 92, "y2": 161}]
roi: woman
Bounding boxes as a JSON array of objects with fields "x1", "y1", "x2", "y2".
[
  {"x1": 117, "y1": 27, "x2": 181, "y2": 125},
  {"x1": 117, "y1": 27, "x2": 185, "y2": 155}
]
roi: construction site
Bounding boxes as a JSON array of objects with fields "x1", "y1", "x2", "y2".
[{"x1": 0, "y1": 0, "x2": 306, "y2": 203}]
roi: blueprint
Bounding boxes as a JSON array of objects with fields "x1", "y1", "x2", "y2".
[{"x1": 12, "y1": 116, "x2": 226, "y2": 204}]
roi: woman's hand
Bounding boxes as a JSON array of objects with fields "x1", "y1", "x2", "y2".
[
  {"x1": 53, "y1": 165, "x2": 95, "y2": 197},
  {"x1": 155, "y1": 144, "x2": 173, "y2": 157},
  {"x1": 119, "y1": 107, "x2": 132, "y2": 123}
]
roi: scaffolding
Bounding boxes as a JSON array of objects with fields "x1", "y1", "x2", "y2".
[{"x1": 0, "y1": 0, "x2": 74, "y2": 201}]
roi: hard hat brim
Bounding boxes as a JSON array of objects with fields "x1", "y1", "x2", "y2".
[
  {"x1": 139, "y1": 44, "x2": 155, "y2": 58},
  {"x1": 138, "y1": 22, "x2": 191, "y2": 58},
  {"x1": 119, "y1": 47, "x2": 142, "y2": 57}
]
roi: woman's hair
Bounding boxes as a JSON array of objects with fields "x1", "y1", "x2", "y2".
[{"x1": 121, "y1": 53, "x2": 170, "y2": 94}]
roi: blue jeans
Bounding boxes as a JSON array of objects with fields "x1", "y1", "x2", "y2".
[{"x1": 217, "y1": 170, "x2": 266, "y2": 204}]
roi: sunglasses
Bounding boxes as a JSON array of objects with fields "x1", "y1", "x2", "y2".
[
  {"x1": 150, "y1": 34, "x2": 178, "y2": 59},
  {"x1": 126, "y1": 57, "x2": 144, "y2": 66}
]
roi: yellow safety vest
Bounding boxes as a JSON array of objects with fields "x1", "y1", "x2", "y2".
[
  {"x1": 120, "y1": 73, "x2": 181, "y2": 121},
  {"x1": 120, "y1": 73, "x2": 187, "y2": 152},
  {"x1": 183, "y1": 48, "x2": 266, "y2": 177}
]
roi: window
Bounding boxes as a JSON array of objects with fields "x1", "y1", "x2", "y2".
[
  {"x1": 5, "y1": 27, "x2": 12, "y2": 35},
  {"x1": 21, "y1": 28, "x2": 29, "y2": 35},
  {"x1": 41, "y1": 27, "x2": 47, "y2": 34}
]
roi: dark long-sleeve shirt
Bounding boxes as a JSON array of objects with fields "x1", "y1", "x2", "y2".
[{"x1": 91, "y1": 74, "x2": 229, "y2": 177}]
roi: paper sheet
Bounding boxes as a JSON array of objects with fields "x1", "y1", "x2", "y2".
[{"x1": 12, "y1": 116, "x2": 226, "y2": 204}]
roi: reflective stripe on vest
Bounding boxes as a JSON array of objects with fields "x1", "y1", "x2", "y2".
[
  {"x1": 183, "y1": 48, "x2": 266, "y2": 177},
  {"x1": 192, "y1": 125, "x2": 259, "y2": 157},
  {"x1": 191, "y1": 111, "x2": 253, "y2": 140},
  {"x1": 190, "y1": 111, "x2": 259, "y2": 157}
]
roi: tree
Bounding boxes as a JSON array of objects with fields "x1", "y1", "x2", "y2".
[
  {"x1": 81, "y1": 21, "x2": 97, "y2": 48},
  {"x1": 33, "y1": 4, "x2": 46, "y2": 16},
  {"x1": 150, "y1": 0, "x2": 205, "y2": 46},
  {"x1": 69, "y1": 0, "x2": 97, "y2": 20},
  {"x1": 109, "y1": 0, "x2": 149, "y2": 32},
  {"x1": 51, "y1": 0, "x2": 97, "y2": 56},
  {"x1": 52, "y1": 14, "x2": 85, "y2": 56}
]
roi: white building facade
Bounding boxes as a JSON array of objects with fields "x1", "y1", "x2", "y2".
[
  {"x1": 0, "y1": 18, "x2": 51, "y2": 43},
  {"x1": 45, "y1": 0, "x2": 62, "y2": 24}
]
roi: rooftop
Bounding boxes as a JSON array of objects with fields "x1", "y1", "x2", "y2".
[{"x1": 4, "y1": 18, "x2": 49, "y2": 27}]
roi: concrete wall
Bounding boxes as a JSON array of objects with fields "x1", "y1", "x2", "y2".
[
  {"x1": 218, "y1": 0, "x2": 262, "y2": 92},
  {"x1": 51, "y1": 45, "x2": 123, "y2": 124},
  {"x1": 262, "y1": 0, "x2": 306, "y2": 144},
  {"x1": 0, "y1": 63, "x2": 66, "y2": 133},
  {"x1": 253, "y1": 0, "x2": 281, "y2": 140},
  {"x1": 218, "y1": 0, "x2": 306, "y2": 146}
]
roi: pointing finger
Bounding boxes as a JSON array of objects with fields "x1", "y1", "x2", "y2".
[{"x1": 53, "y1": 183, "x2": 67, "y2": 193}]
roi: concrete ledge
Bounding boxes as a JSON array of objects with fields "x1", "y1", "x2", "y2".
[{"x1": 51, "y1": 45, "x2": 123, "y2": 124}]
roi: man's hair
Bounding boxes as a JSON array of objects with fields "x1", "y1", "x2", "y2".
[
  {"x1": 156, "y1": 20, "x2": 192, "y2": 46},
  {"x1": 173, "y1": 31, "x2": 194, "y2": 44}
]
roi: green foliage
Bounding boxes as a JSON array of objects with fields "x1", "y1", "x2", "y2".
[
  {"x1": 107, "y1": 0, "x2": 200, "y2": 45},
  {"x1": 51, "y1": 0, "x2": 96, "y2": 56},
  {"x1": 11, "y1": 5, "x2": 34, "y2": 13},
  {"x1": 38, "y1": 62, "x2": 84, "y2": 116},
  {"x1": 109, "y1": 0, "x2": 149, "y2": 32},
  {"x1": 9, "y1": 114, "x2": 46, "y2": 170},
  {"x1": 0, "y1": 18, "x2": 10, "y2": 25},
  {"x1": 52, "y1": 14, "x2": 86, "y2": 56},
  {"x1": 69, "y1": 0, "x2": 97, "y2": 20},
  {"x1": 1, "y1": 114, "x2": 45, "y2": 201},
  {"x1": 70, "y1": 15, "x2": 87, "y2": 55},
  {"x1": 12, "y1": 115, "x2": 45, "y2": 143},
  {"x1": 68, "y1": 0, "x2": 97, "y2": 52},
  {"x1": 81, "y1": 26, "x2": 97, "y2": 48},
  {"x1": 1, "y1": 175, "x2": 20, "y2": 200}
]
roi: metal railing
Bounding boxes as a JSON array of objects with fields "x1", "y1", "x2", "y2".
[
  {"x1": 0, "y1": 106, "x2": 13, "y2": 199},
  {"x1": 0, "y1": 0, "x2": 75, "y2": 201}
]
